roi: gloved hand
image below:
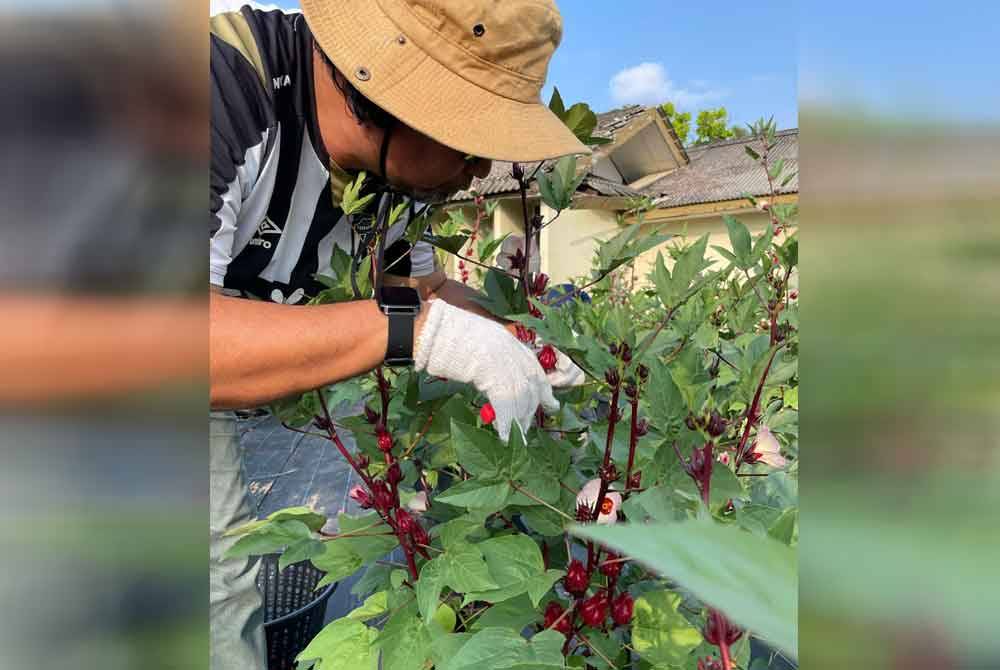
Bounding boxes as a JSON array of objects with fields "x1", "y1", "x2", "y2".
[{"x1": 414, "y1": 300, "x2": 559, "y2": 442}]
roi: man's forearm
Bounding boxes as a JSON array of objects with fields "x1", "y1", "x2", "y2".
[{"x1": 210, "y1": 292, "x2": 426, "y2": 410}]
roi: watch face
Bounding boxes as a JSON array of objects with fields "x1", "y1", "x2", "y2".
[{"x1": 378, "y1": 286, "x2": 421, "y2": 308}]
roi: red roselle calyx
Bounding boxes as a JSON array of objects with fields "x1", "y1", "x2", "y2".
[
  {"x1": 530, "y1": 273, "x2": 550, "y2": 297},
  {"x1": 697, "y1": 658, "x2": 723, "y2": 670},
  {"x1": 479, "y1": 402, "x2": 496, "y2": 425},
  {"x1": 543, "y1": 602, "x2": 573, "y2": 636},
  {"x1": 349, "y1": 485, "x2": 374, "y2": 509},
  {"x1": 386, "y1": 461, "x2": 403, "y2": 486},
  {"x1": 580, "y1": 593, "x2": 608, "y2": 628},
  {"x1": 706, "y1": 410, "x2": 728, "y2": 438},
  {"x1": 611, "y1": 593, "x2": 634, "y2": 626},
  {"x1": 514, "y1": 323, "x2": 536, "y2": 344},
  {"x1": 564, "y1": 559, "x2": 589, "y2": 596},
  {"x1": 538, "y1": 345, "x2": 558, "y2": 372},
  {"x1": 598, "y1": 463, "x2": 620, "y2": 483},
  {"x1": 394, "y1": 508, "x2": 416, "y2": 534},
  {"x1": 355, "y1": 453, "x2": 370, "y2": 471},
  {"x1": 637, "y1": 364, "x2": 649, "y2": 382},
  {"x1": 364, "y1": 406, "x2": 379, "y2": 424},
  {"x1": 376, "y1": 431, "x2": 393, "y2": 453},
  {"x1": 626, "y1": 471, "x2": 642, "y2": 490},
  {"x1": 604, "y1": 369, "x2": 620, "y2": 387},
  {"x1": 635, "y1": 418, "x2": 649, "y2": 437},
  {"x1": 600, "y1": 552, "x2": 622, "y2": 577},
  {"x1": 409, "y1": 518, "x2": 429, "y2": 548},
  {"x1": 704, "y1": 608, "x2": 743, "y2": 646},
  {"x1": 370, "y1": 480, "x2": 394, "y2": 511}
]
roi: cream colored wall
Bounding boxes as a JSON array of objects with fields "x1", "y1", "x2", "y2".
[
  {"x1": 539, "y1": 204, "x2": 622, "y2": 284},
  {"x1": 492, "y1": 199, "x2": 526, "y2": 239},
  {"x1": 632, "y1": 209, "x2": 773, "y2": 284}
]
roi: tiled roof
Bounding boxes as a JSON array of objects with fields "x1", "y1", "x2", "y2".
[
  {"x1": 644, "y1": 129, "x2": 798, "y2": 208},
  {"x1": 449, "y1": 106, "x2": 653, "y2": 203}
]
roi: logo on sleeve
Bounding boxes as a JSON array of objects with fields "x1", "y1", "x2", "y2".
[{"x1": 249, "y1": 216, "x2": 282, "y2": 249}]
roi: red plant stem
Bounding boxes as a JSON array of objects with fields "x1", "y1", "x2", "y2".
[
  {"x1": 700, "y1": 443, "x2": 713, "y2": 507},
  {"x1": 624, "y1": 392, "x2": 640, "y2": 490},
  {"x1": 720, "y1": 642, "x2": 733, "y2": 670},
  {"x1": 514, "y1": 166, "x2": 534, "y2": 300},
  {"x1": 403, "y1": 548, "x2": 419, "y2": 582},
  {"x1": 733, "y1": 346, "x2": 781, "y2": 469},
  {"x1": 602, "y1": 385, "x2": 621, "y2": 470}
]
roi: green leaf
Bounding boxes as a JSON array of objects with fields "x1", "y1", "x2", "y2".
[
  {"x1": 376, "y1": 600, "x2": 433, "y2": 670},
  {"x1": 336, "y1": 512, "x2": 399, "y2": 560},
  {"x1": 462, "y1": 535, "x2": 559, "y2": 607},
  {"x1": 422, "y1": 231, "x2": 470, "y2": 255},
  {"x1": 768, "y1": 157, "x2": 786, "y2": 180},
  {"x1": 224, "y1": 519, "x2": 312, "y2": 560},
  {"x1": 630, "y1": 591, "x2": 703, "y2": 666},
  {"x1": 279, "y1": 538, "x2": 326, "y2": 571},
  {"x1": 470, "y1": 594, "x2": 540, "y2": 632},
  {"x1": 296, "y1": 617, "x2": 379, "y2": 670},
  {"x1": 347, "y1": 591, "x2": 389, "y2": 621},
  {"x1": 439, "y1": 628, "x2": 565, "y2": 670},
  {"x1": 311, "y1": 541, "x2": 364, "y2": 589},
  {"x1": 416, "y1": 556, "x2": 447, "y2": 624},
  {"x1": 226, "y1": 505, "x2": 327, "y2": 537},
  {"x1": 451, "y1": 420, "x2": 507, "y2": 478},
  {"x1": 435, "y1": 477, "x2": 512, "y2": 511},
  {"x1": 572, "y1": 521, "x2": 798, "y2": 658},
  {"x1": 723, "y1": 215, "x2": 752, "y2": 267},
  {"x1": 440, "y1": 543, "x2": 500, "y2": 593},
  {"x1": 432, "y1": 633, "x2": 475, "y2": 667},
  {"x1": 744, "y1": 145, "x2": 761, "y2": 161},
  {"x1": 768, "y1": 508, "x2": 798, "y2": 546},
  {"x1": 548, "y1": 87, "x2": 566, "y2": 117}
]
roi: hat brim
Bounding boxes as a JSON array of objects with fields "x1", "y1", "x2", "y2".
[{"x1": 301, "y1": 0, "x2": 591, "y2": 163}]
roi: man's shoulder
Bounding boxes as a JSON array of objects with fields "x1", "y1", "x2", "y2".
[{"x1": 211, "y1": 5, "x2": 305, "y2": 88}]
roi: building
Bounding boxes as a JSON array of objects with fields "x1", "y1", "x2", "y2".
[{"x1": 442, "y1": 105, "x2": 798, "y2": 284}]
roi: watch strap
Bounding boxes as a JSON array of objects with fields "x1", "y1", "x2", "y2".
[{"x1": 385, "y1": 311, "x2": 415, "y2": 366}]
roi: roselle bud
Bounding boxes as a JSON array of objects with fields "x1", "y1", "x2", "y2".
[
  {"x1": 395, "y1": 508, "x2": 415, "y2": 534},
  {"x1": 355, "y1": 454, "x2": 370, "y2": 471},
  {"x1": 609, "y1": 343, "x2": 619, "y2": 356},
  {"x1": 349, "y1": 485, "x2": 374, "y2": 509},
  {"x1": 528, "y1": 303, "x2": 542, "y2": 318},
  {"x1": 600, "y1": 552, "x2": 622, "y2": 577},
  {"x1": 410, "y1": 518, "x2": 430, "y2": 548},
  {"x1": 698, "y1": 658, "x2": 723, "y2": 670},
  {"x1": 635, "y1": 418, "x2": 649, "y2": 437},
  {"x1": 789, "y1": 290, "x2": 798, "y2": 300},
  {"x1": 637, "y1": 364, "x2": 649, "y2": 382},
  {"x1": 514, "y1": 323, "x2": 536, "y2": 344},
  {"x1": 706, "y1": 410, "x2": 727, "y2": 438},
  {"x1": 313, "y1": 416, "x2": 332, "y2": 431},
  {"x1": 619, "y1": 343, "x2": 632, "y2": 363},
  {"x1": 543, "y1": 602, "x2": 573, "y2": 636},
  {"x1": 598, "y1": 463, "x2": 620, "y2": 483},
  {"x1": 564, "y1": 559, "x2": 589, "y2": 596},
  {"x1": 386, "y1": 461, "x2": 403, "y2": 486},
  {"x1": 626, "y1": 471, "x2": 642, "y2": 490},
  {"x1": 370, "y1": 480, "x2": 394, "y2": 511},
  {"x1": 604, "y1": 369, "x2": 620, "y2": 388},
  {"x1": 685, "y1": 414, "x2": 698, "y2": 431},
  {"x1": 610, "y1": 593, "x2": 634, "y2": 626},
  {"x1": 580, "y1": 593, "x2": 608, "y2": 628},
  {"x1": 537, "y1": 345, "x2": 558, "y2": 372},
  {"x1": 376, "y1": 431, "x2": 393, "y2": 453},
  {"x1": 511, "y1": 162, "x2": 524, "y2": 180},
  {"x1": 575, "y1": 501, "x2": 594, "y2": 523},
  {"x1": 623, "y1": 381, "x2": 638, "y2": 400}
]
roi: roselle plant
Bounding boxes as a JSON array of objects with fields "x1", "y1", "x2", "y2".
[{"x1": 226, "y1": 116, "x2": 798, "y2": 670}]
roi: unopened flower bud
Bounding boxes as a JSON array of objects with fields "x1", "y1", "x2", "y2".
[
  {"x1": 580, "y1": 593, "x2": 608, "y2": 628},
  {"x1": 611, "y1": 593, "x2": 634, "y2": 626},
  {"x1": 564, "y1": 559, "x2": 589, "y2": 596},
  {"x1": 377, "y1": 431, "x2": 393, "y2": 453},
  {"x1": 604, "y1": 369, "x2": 620, "y2": 388},
  {"x1": 313, "y1": 416, "x2": 332, "y2": 431},
  {"x1": 364, "y1": 406, "x2": 379, "y2": 424},
  {"x1": 538, "y1": 345, "x2": 558, "y2": 372},
  {"x1": 635, "y1": 418, "x2": 649, "y2": 437},
  {"x1": 349, "y1": 485, "x2": 373, "y2": 509},
  {"x1": 637, "y1": 364, "x2": 649, "y2": 382},
  {"x1": 370, "y1": 480, "x2": 394, "y2": 511},
  {"x1": 598, "y1": 463, "x2": 620, "y2": 483},
  {"x1": 600, "y1": 552, "x2": 622, "y2": 577},
  {"x1": 626, "y1": 471, "x2": 642, "y2": 490},
  {"x1": 623, "y1": 381, "x2": 638, "y2": 400},
  {"x1": 386, "y1": 461, "x2": 403, "y2": 486}
]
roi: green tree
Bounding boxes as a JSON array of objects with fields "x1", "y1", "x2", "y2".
[
  {"x1": 694, "y1": 107, "x2": 736, "y2": 145},
  {"x1": 659, "y1": 101, "x2": 691, "y2": 145}
]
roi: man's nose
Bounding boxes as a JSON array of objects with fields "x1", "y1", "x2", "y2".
[{"x1": 466, "y1": 157, "x2": 492, "y2": 179}]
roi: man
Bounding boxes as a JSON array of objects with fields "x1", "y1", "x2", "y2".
[{"x1": 209, "y1": 0, "x2": 587, "y2": 667}]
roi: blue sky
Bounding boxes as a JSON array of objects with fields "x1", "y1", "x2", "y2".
[{"x1": 256, "y1": 0, "x2": 799, "y2": 133}]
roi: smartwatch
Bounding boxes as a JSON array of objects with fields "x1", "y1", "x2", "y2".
[{"x1": 376, "y1": 286, "x2": 421, "y2": 366}]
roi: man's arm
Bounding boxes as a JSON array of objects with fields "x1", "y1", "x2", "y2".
[{"x1": 210, "y1": 291, "x2": 427, "y2": 409}]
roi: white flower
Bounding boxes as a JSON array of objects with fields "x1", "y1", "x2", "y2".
[
  {"x1": 751, "y1": 426, "x2": 787, "y2": 468},
  {"x1": 576, "y1": 478, "x2": 622, "y2": 525},
  {"x1": 406, "y1": 491, "x2": 429, "y2": 514}
]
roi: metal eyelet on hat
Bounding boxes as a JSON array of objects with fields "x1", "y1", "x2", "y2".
[
  {"x1": 355, "y1": 66, "x2": 371, "y2": 82},
  {"x1": 396, "y1": 35, "x2": 407, "y2": 45},
  {"x1": 472, "y1": 23, "x2": 485, "y2": 37}
]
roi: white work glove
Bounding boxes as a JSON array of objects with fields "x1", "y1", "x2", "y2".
[{"x1": 414, "y1": 300, "x2": 559, "y2": 442}]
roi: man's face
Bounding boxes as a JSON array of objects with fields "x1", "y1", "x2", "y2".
[{"x1": 385, "y1": 124, "x2": 492, "y2": 200}]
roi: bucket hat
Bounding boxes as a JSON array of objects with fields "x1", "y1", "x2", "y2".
[{"x1": 300, "y1": 0, "x2": 590, "y2": 162}]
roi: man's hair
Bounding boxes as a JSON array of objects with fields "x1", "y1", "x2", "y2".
[{"x1": 313, "y1": 41, "x2": 395, "y2": 129}]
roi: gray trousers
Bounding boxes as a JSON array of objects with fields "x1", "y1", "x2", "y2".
[{"x1": 210, "y1": 411, "x2": 267, "y2": 669}]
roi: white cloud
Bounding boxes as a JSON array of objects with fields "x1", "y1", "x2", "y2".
[
  {"x1": 609, "y1": 62, "x2": 725, "y2": 109},
  {"x1": 210, "y1": 1, "x2": 297, "y2": 16}
]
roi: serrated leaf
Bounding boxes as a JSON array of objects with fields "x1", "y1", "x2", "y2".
[
  {"x1": 723, "y1": 215, "x2": 752, "y2": 266},
  {"x1": 629, "y1": 591, "x2": 703, "y2": 667},
  {"x1": 348, "y1": 591, "x2": 389, "y2": 621},
  {"x1": 296, "y1": 617, "x2": 379, "y2": 670},
  {"x1": 224, "y1": 519, "x2": 312, "y2": 560},
  {"x1": 416, "y1": 557, "x2": 447, "y2": 624},
  {"x1": 439, "y1": 628, "x2": 565, "y2": 670},
  {"x1": 279, "y1": 538, "x2": 326, "y2": 571}
]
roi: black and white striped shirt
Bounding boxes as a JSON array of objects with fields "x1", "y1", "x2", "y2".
[{"x1": 210, "y1": 6, "x2": 434, "y2": 303}]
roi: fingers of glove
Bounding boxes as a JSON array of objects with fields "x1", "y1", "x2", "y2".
[
  {"x1": 540, "y1": 383, "x2": 561, "y2": 413},
  {"x1": 491, "y1": 396, "x2": 516, "y2": 443}
]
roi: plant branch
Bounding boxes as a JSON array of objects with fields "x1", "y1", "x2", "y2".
[
  {"x1": 733, "y1": 344, "x2": 784, "y2": 469},
  {"x1": 577, "y1": 631, "x2": 619, "y2": 670}
]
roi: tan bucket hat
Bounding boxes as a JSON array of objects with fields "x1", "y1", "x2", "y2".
[{"x1": 300, "y1": 0, "x2": 590, "y2": 162}]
